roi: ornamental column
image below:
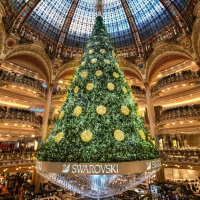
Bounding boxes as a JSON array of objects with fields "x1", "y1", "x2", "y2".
[
  {"x1": 144, "y1": 83, "x2": 156, "y2": 138},
  {"x1": 42, "y1": 84, "x2": 54, "y2": 142}
]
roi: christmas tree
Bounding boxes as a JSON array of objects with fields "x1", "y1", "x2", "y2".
[{"x1": 38, "y1": 16, "x2": 159, "y2": 163}]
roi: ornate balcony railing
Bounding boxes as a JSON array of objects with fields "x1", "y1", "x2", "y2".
[
  {"x1": 156, "y1": 104, "x2": 200, "y2": 126},
  {"x1": 0, "y1": 70, "x2": 47, "y2": 98},
  {"x1": 0, "y1": 106, "x2": 42, "y2": 130},
  {"x1": 159, "y1": 149, "x2": 200, "y2": 164},
  {"x1": 151, "y1": 69, "x2": 200, "y2": 98},
  {"x1": 0, "y1": 151, "x2": 38, "y2": 167},
  {"x1": 52, "y1": 90, "x2": 67, "y2": 101}
]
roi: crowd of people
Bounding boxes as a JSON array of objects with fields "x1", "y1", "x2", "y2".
[
  {"x1": 0, "y1": 171, "x2": 34, "y2": 200},
  {"x1": 151, "y1": 69, "x2": 200, "y2": 93},
  {"x1": 158, "y1": 104, "x2": 200, "y2": 122},
  {"x1": 0, "y1": 106, "x2": 42, "y2": 125},
  {"x1": 0, "y1": 69, "x2": 47, "y2": 94}
]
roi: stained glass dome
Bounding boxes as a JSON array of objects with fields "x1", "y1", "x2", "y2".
[{"x1": 9, "y1": 0, "x2": 190, "y2": 50}]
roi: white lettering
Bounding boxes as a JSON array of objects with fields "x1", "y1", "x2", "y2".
[
  {"x1": 70, "y1": 164, "x2": 119, "y2": 174},
  {"x1": 90, "y1": 165, "x2": 95, "y2": 173},
  {"x1": 94, "y1": 165, "x2": 100, "y2": 173},
  {"x1": 72, "y1": 165, "x2": 77, "y2": 173},
  {"x1": 105, "y1": 165, "x2": 110, "y2": 173}
]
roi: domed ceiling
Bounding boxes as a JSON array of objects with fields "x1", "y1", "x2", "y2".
[{"x1": 9, "y1": 0, "x2": 190, "y2": 49}]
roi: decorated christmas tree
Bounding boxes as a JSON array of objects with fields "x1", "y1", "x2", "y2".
[{"x1": 38, "y1": 16, "x2": 159, "y2": 163}]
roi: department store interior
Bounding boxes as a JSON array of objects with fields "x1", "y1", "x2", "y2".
[{"x1": 0, "y1": 0, "x2": 200, "y2": 199}]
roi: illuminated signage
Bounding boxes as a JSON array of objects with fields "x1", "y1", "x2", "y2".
[
  {"x1": 62, "y1": 164, "x2": 119, "y2": 174},
  {"x1": 146, "y1": 159, "x2": 161, "y2": 171},
  {"x1": 36, "y1": 158, "x2": 161, "y2": 175}
]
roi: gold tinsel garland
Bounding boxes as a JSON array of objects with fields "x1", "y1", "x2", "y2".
[
  {"x1": 81, "y1": 130, "x2": 93, "y2": 142},
  {"x1": 96, "y1": 106, "x2": 107, "y2": 115},
  {"x1": 139, "y1": 130, "x2": 146, "y2": 140},
  {"x1": 59, "y1": 110, "x2": 65, "y2": 119},
  {"x1": 91, "y1": 58, "x2": 97, "y2": 63},
  {"x1": 121, "y1": 106, "x2": 130, "y2": 115},
  {"x1": 73, "y1": 106, "x2": 82, "y2": 117},
  {"x1": 86, "y1": 83, "x2": 94, "y2": 91},
  {"x1": 55, "y1": 132, "x2": 63, "y2": 143},
  {"x1": 74, "y1": 86, "x2": 79, "y2": 93},
  {"x1": 113, "y1": 72, "x2": 119, "y2": 78},
  {"x1": 100, "y1": 49, "x2": 106, "y2": 54},
  {"x1": 81, "y1": 71, "x2": 88, "y2": 78},
  {"x1": 104, "y1": 59, "x2": 110, "y2": 64},
  {"x1": 95, "y1": 70, "x2": 103, "y2": 76},
  {"x1": 114, "y1": 130, "x2": 125, "y2": 141},
  {"x1": 107, "y1": 83, "x2": 115, "y2": 91}
]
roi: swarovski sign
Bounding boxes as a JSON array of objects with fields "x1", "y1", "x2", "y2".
[
  {"x1": 36, "y1": 158, "x2": 161, "y2": 175},
  {"x1": 62, "y1": 164, "x2": 119, "y2": 174}
]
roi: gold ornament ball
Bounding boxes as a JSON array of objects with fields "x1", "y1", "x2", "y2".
[
  {"x1": 86, "y1": 83, "x2": 94, "y2": 91},
  {"x1": 81, "y1": 130, "x2": 93, "y2": 142},
  {"x1": 74, "y1": 86, "x2": 79, "y2": 93},
  {"x1": 122, "y1": 87, "x2": 127, "y2": 94},
  {"x1": 114, "y1": 130, "x2": 125, "y2": 141},
  {"x1": 95, "y1": 70, "x2": 103, "y2": 76},
  {"x1": 73, "y1": 106, "x2": 82, "y2": 117},
  {"x1": 107, "y1": 83, "x2": 115, "y2": 91},
  {"x1": 81, "y1": 61, "x2": 86, "y2": 66},
  {"x1": 113, "y1": 72, "x2": 119, "y2": 78},
  {"x1": 95, "y1": 42, "x2": 99, "y2": 45},
  {"x1": 96, "y1": 106, "x2": 107, "y2": 115},
  {"x1": 139, "y1": 130, "x2": 146, "y2": 140},
  {"x1": 81, "y1": 71, "x2": 88, "y2": 78},
  {"x1": 91, "y1": 58, "x2": 97, "y2": 63},
  {"x1": 55, "y1": 132, "x2": 63, "y2": 143},
  {"x1": 121, "y1": 106, "x2": 130, "y2": 115},
  {"x1": 100, "y1": 49, "x2": 106, "y2": 54},
  {"x1": 88, "y1": 49, "x2": 94, "y2": 55},
  {"x1": 115, "y1": 63, "x2": 120, "y2": 68},
  {"x1": 104, "y1": 59, "x2": 110, "y2": 64},
  {"x1": 59, "y1": 110, "x2": 65, "y2": 119}
]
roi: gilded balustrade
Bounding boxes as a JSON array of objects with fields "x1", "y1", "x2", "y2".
[
  {"x1": 0, "y1": 151, "x2": 38, "y2": 167},
  {"x1": 0, "y1": 70, "x2": 47, "y2": 98},
  {"x1": 160, "y1": 149, "x2": 200, "y2": 164},
  {"x1": 151, "y1": 70, "x2": 200, "y2": 98}
]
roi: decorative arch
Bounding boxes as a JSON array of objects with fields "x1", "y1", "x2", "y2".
[
  {"x1": 146, "y1": 43, "x2": 193, "y2": 83},
  {"x1": 4, "y1": 44, "x2": 53, "y2": 84},
  {"x1": 119, "y1": 58, "x2": 143, "y2": 82},
  {"x1": 0, "y1": 23, "x2": 5, "y2": 56},
  {"x1": 0, "y1": 2, "x2": 5, "y2": 23},
  {"x1": 55, "y1": 57, "x2": 81, "y2": 81},
  {"x1": 56, "y1": 67, "x2": 77, "y2": 81},
  {"x1": 192, "y1": 18, "x2": 200, "y2": 62}
]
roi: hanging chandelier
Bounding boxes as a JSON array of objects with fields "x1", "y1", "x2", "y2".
[{"x1": 36, "y1": 10, "x2": 160, "y2": 199}]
